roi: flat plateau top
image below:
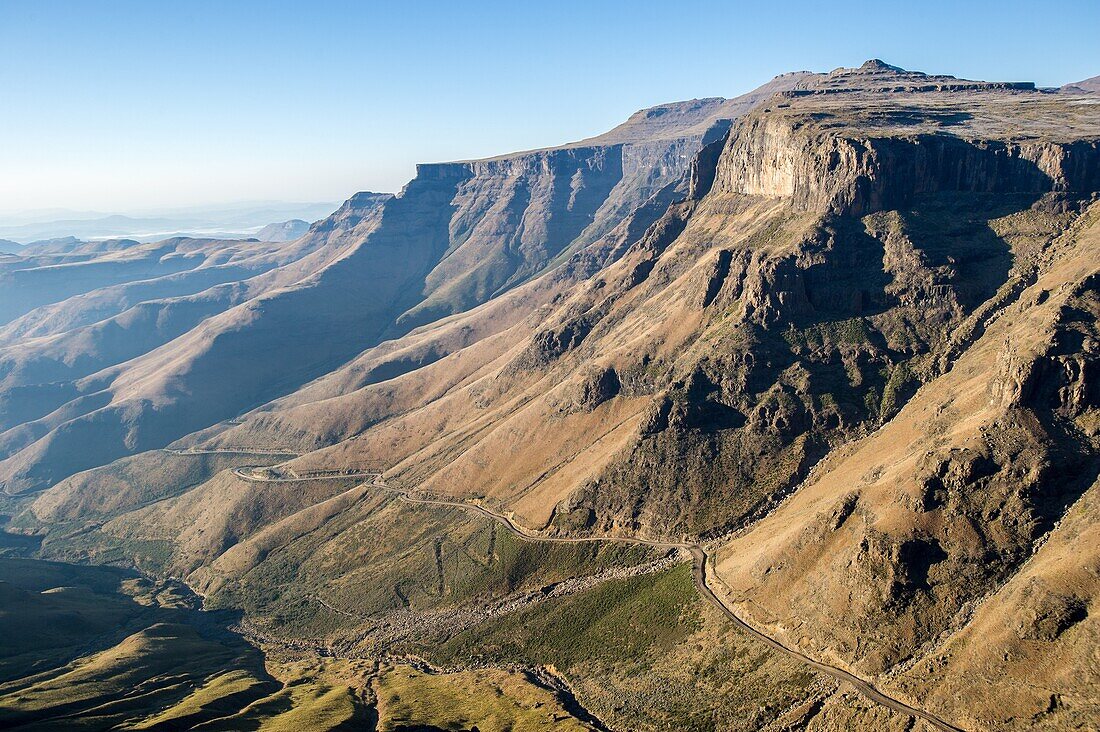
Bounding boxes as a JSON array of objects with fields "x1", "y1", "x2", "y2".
[{"x1": 764, "y1": 62, "x2": 1100, "y2": 142}]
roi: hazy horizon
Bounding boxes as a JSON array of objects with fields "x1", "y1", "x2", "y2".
[
  {"x1": 3, "y1": 0, "x2": 1098, "y2": 213},
  {"x1": 0, "y1": 199, "x2": 343, "y2": 220},
  {"x1": 0, "y1": 198, "x2": 345, "y2": 244},
  {"x1": 1, "y1": 6, "x2": 1098, "y2": 728}
]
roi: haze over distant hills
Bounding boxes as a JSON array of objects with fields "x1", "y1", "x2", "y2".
[
  {"x1": 0, "y1": 201, "x2": 341, "y2": 244},
  {"x1": 254, "y1": 218, "x2": 311, "y2": 242},
  {"x1": 0, "y1": 60, "x2": 1098, "y2": 731}
]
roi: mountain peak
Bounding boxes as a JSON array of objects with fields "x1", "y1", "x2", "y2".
[
  {"x1": 859, "y1": 58, "x2": 906, "y2": 72},
  {"x1": 794, "y1": 59, "x2": 1036, "y2": 95}
]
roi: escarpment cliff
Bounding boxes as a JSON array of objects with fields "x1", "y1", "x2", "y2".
[
  {"x1": 160, "y1": 66, "x2": 1099, "y2": 547},
  {"x1": 0, "y1": 75, "x2": 806, "y2": 495},
  {"x1": 396, "y1": 145, "x2": 626, "y2": 329},
  {"x1": 716, "y1": 111, "x2": 1100, "y2": 217},
  {"x1": 9, "y1": 60, "x2": 1100, "y2": 732},
  {"x1": 709, "y1": 60, "x2": 1100, "y2": 217}
]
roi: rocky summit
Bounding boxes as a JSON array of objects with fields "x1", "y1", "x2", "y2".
[{"x1": 1, "y1": 60, "x2": 1098, "y2": 731}]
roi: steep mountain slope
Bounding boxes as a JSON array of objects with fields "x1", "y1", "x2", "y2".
[
  {"x1": 714, "y1": 204, "x2": 1100, "y2": 728},
  {"x1": 200, "y1": 62, "x2": 1099, "y2": 539},
  {"x1": 10, "y1": 60, "x2": 1100, "y2": 731},
  {"x1": 0, "y1": 220, "x2": 389, "y2": 443},
  {"x1": 0, "y1": 75, "x2": 808, "y2": 496}
]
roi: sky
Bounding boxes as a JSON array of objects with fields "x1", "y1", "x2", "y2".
[{"x1": 1, "y1": 0, "x2": 1098, "y2": 213}]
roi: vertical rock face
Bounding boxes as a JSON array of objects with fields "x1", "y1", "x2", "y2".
[
  {"x1": 398, "y1": 146, "x2": 626, "y2": 328},
  {"x1": 715, "y1": 113, "x2": 1100, "y2": 216},
  {"x1": 398, "y1": 77, "x2": 818, "y2": 329},
  {"x1": 195, "y1": 65, "x2": 1100, "y2": 547}
]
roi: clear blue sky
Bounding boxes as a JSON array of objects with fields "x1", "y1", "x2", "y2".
[{"x1": 2, "y1": 0, "x2": 1097, "y2": 212}]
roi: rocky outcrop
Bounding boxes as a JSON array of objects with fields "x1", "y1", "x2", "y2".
[
  {"x1": 790, "y1": 59, "x2": 1036, "y2": 94},
  {"x1": 715, "y1": 113, "x2": 1100, "y2": 216},
  {"x1": 1061, "y1": 74, "x2": 1100, "y2": 94},
  {"x1": 398, "y1": 146, "x2": 625, "y2": 329}
]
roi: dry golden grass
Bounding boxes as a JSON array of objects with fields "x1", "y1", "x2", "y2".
[
  {"x1": 374, "y1": 664, "x2": 592, "y2": 732},
  {"x1": 714, "y1": 205, "x2": 1100, "y2": 728}
]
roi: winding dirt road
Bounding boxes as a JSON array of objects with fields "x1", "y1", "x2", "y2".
[
  {"x1": 177, "y1": 450, "x2": 961, "y2": 730},
  {"x1": 164, "y1": 447, "x2": 301, "y2": 457},
  {"x1": 230, "y1": 467, "x2": 380, "y2": 482},
  {"x1": 387, "y1": 485, "x2": 963, "y2": 732}
]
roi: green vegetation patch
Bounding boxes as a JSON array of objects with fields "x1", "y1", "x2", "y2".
[
  {"x1": 434, "y1": 564, "x2": 700, "y2": 671},
  {"x1": 210, "y1": 496, "x2": 664, "y2": 640},
  {"x1": 0, "y1": 557, "x2": 279, "y2": 731},
  {"x1": 430, "y1": 564, "x2": 826, "y2": 732},
  {"x1": 878, "y1": 361, "x2": 916, "y2": 420},
  {"x1": 783, "y1": 317, "x2": 874, "y2": 352}
]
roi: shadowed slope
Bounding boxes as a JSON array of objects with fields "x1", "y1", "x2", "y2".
[{"x1": 0, "y1": 75, "x2": 811, "y2": 495}]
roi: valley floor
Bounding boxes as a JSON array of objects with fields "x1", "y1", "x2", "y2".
[{"x1": 1, "y1": 477, "x2": 941, "y2": 731}]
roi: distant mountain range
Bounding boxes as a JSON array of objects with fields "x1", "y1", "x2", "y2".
[
  {"x1": 0, "y1": 201, "x2": 340, "y2": 243},
  {"x1": 254, "y1": 219, "x2": 311, "y2": 242}
]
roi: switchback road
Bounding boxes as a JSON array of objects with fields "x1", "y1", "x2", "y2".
[
  {"x1": 386, "y1": 483, "x2": 963, "y2": 732},
  {"x1": 176, "y1": 453, "x2": 962, "y2": 731}
]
